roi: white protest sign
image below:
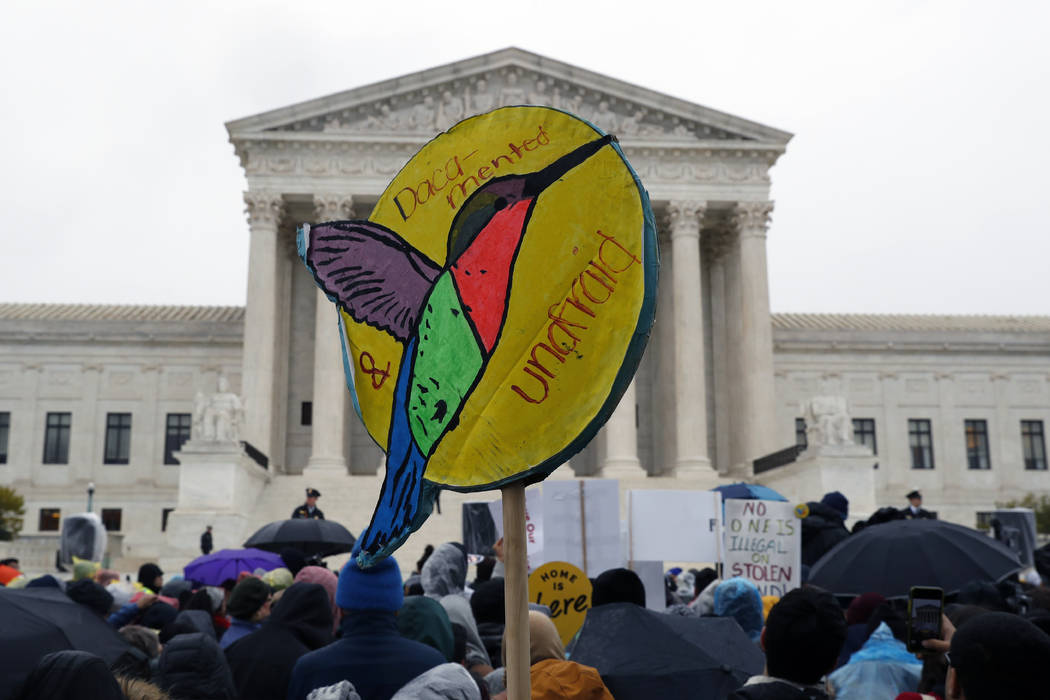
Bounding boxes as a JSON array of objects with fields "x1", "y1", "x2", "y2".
[
  {"x1": 489, "y1": 486, "x2": 544, "y2": 572},
  {"x1": 628, "y1": 490, "x2": 722, "y2": 563},
  {"x1": 542, "y1": 479, "x2": 622, "y2": 577},
  {"x1": 723, "y1": 499, "x2": 801, "y2": 597}
]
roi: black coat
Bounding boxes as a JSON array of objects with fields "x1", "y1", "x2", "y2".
[
  {"x1": 201, "y1": 531, "x2": 213, "y2": 554},
  {"x1": 287, "y1": 610, "x2": 445, "y2": 700},
  {"x1": 225, "y1": 583, "x2": 333, "y2": 700},
  {"x1": 903, "y1": 507, "x2": 935, "y2": 520},
  {"x1": 728, "y1": 679, "x2": 830, "y2": 700},
  {"x1": 155, "y1": 632, "x2": 237, "y2": 700},
  {"x1": 801, "y1": 502, "x2": 850, "y2": 567},
  {"x1": 290, "y1": 504, "x2": 325, "y2": 520},
  {"x1": 12, "y1": 650, "x2": 125, "y2": 700}
]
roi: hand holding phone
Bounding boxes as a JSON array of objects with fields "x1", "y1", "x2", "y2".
[{"x1": 907, "y1": 586, "x2": 945, "y2": 653}]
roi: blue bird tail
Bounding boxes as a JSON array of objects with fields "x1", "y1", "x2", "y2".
[{"x1": 354, "y1": 337, "x2": 437, "y2": 568}]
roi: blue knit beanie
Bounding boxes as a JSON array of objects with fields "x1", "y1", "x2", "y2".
[
  {"x1": 820, "y1": 491, "x2": 849, "y2": 521},
  {"x1": 336, "y1": 556, "x2": 403, "y2": 611}
]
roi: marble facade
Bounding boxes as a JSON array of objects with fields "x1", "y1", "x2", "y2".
[{"x1": 1, "y1": 49, "x2": 1048, "y2": 569}]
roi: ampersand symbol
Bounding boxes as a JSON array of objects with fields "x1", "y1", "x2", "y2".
[{"x1": 359, "y1": 352, "x2": 391, "y2": 389}]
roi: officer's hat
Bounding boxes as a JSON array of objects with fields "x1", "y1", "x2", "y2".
[
  {"x1": 306, "y1": 488, "x2": 321, "y2": 498},
  {"x1": 906, "y1": 490, "x2": 921, "y2": 500}
]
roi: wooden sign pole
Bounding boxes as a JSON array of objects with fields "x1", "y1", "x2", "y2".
[{"x1": 502, "y1": 483, "x2": 531, "y2": 700}]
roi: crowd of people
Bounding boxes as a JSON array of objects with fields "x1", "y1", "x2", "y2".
[{"x1": 2, "y1": 519, "x2": 1050, "y2": 700}]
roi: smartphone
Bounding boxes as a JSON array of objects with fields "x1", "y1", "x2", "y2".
[{"x1": 907, "y1": 586, "x2": 944, "y2": 653}]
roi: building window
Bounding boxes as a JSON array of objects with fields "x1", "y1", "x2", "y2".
[
  {"x1": 301, "y1": 401, "x2": 313, "y2": 427},
  {"x1": 795, "y1": 418, "x2": 807, "y2": 449},
  {"x1": 101, "y1": 508, "x2": 122, "y2": 532},
  {"x1": 104, "y1": 413, "x2": 132, "y2": 465},
  {"x1": 39, "y1": 508, "x2": 60, "y2": 532},
  {"x1": 43, "y1": 412, "x2": 71, "y2": 464},
  {"x1": 852, "y1": 418, "x2": 877, "y2": 454},
  {"x1": 908, "y1": 419, "x2": 934, "y2": 469},
  {"x1": 965, "y1": 419, "x2": 991, "y2": 470},
  {"x1": 0, "y1": 411, "x2": 8, "y2": 464},
  {"x1": 164, "y1": 413, "x2": 192, "y2": 465},
  {"x1": 161, "y1": 507, "x2": 175, "y2": 532},
  {"x1": 1022, "y1": 420, "x2": 1047, "y2": 471}
]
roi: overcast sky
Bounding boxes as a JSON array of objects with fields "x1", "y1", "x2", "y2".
[{"x1": 1, "y1": 1, "x2": 1047, "y2": 314}]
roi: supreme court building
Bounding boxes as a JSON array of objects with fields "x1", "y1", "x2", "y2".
[{"x1": 2, "y1": 49, "x2": 1048, "y2": 568}]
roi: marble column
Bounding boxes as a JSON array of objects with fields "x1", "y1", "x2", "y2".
[
  {"x1": 726, "y1": 202, "x2": 778, "y2": 473},
  {"x1": 241, "y1": 191, "x2": 285, "y2": 465},
  {"x1": 305, "y1": 194, "x2": 355, "y2": 474},
  {"x1": 667, "y1": 200, "x2": 712, "y2": 476},
  {"x1": 601, "y1": 379, "x2": 645, "y2": 478},
  {"x1": 704, "y1": 227, "x2": 734, "y2": 475}
]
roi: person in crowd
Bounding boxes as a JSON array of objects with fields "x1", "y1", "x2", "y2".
[
  {"x1": 73, "y1": 558, "x2": 100, "y2": 582},
  {"x1": 138, "y1": 563, "x2": 164, "y2": 594},
  {"x1": 287, "y1": 556, "x2": 446, "y2": 700},
  {"x1": 416, "y1": 544, "x2": 436, "y2": 574},
  {"x1": 66, "y1": 578, "x2": 115, "y2": 618},
  {"x1": 160, "y1": 608, "x2": 218, "y2": 644},
  {"x1": 591, "y1": 567, "x2": 646, "y2": 608},
  {"x1": 200, "y1": 525, "x2": 214, "y2": 555},
  {"x1": 487, "y1": 609, "x2": 565, "y2": 696},
  {"x1": 264, "y1": 566, "x2": 295, "y2": 592},
  {"x1": 155, "y1": 631, "x2": 237, "y2": 700},
  {"x1": 801, "y1": 492, "x2": 850, "y2": 567},
  {"x1": 422, "y1": 543, "x2": 493, "y2": 673},
  {"x1": 691, "y1": 576, "x2": 722, "y2": 615},
  {"x1": 835, "y1": 593, "x2": 886, "y2": 668},
  {"x1": 225, "y1": 582, "x2": 333, "y2": 700},
  {"x1": 491, "y1": 611, "x2": 612, "y2": 700},
  {"x1": 119, "y1": 624, "x2": 162, "y2": 661},
  {"x1": 296, "y1": 564, "x2": 341, "y2": 633},
  {"x1": 828, "y1": 621, "x2": 921, "y2": 699},
  {"x1": 472, "y1": 557, "x2": 497, "y2": 589},
  {"x1": 398, "y1": 595, "x2": 456, "y2": 661},
  {"x1": 470, "y1": 578, "x2": 506, "y2": 664},
  {"x1": 0, "y1": 556, "x2": 19, "y2": 569},
  {"x1": 95, "y1": 569, "x2": 121, "y2": 587},
  {"x1": 117, "y1": 676, "x2": 172, "y2": 700},
  {"x1": 714, "y1": 577, "x2": 765, "y2": 642},
  {"x1": 25, "y1": 574, "x2": 62, "y2": 589},
  {"x1": 729, "y1": 588, "x2": 847, "y2": 700},
  {"x1": 904, "y1": 491, "x2": 935, "y2": 520},
  {"x1": 0, "y1": 560, "x2": 21, "y2": 586},
  {"x1": 12, "y1": 650, "x2": 125, "y2": 700},
  {"x1": 109, "y1": 592, "x2": 163, "y2": 629},
  {"x1": 391, "y1": 663, "x2": 483, "y2": 700},
  {"x1": 292, "y1": 488, "x2": 326, "y2": 519},
  {"x1": 922, "y1": 611, "x2": 1050, "y2": 698},
  {"x1": 220, "y1": 575, "x2": 272, "y2": 648}
]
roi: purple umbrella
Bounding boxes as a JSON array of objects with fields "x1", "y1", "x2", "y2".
[{"x1": 183, "y1": 548, "x2": 284, "y2": 586}]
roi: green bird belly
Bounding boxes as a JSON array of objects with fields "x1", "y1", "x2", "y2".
[{"x1": 407, "y1": 272, "x2": 483, "y2": 456}]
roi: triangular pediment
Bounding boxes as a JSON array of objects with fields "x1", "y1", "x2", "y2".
[{"x1": 226, "y1": 48, "x2": 791, "y2": 146}]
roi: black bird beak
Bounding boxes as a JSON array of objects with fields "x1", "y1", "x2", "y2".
[{"x1": 524, "y1": 134, "x2": 616, "y2": 197}]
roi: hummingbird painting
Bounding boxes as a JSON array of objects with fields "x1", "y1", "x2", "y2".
[{"x1": 298, "y1": 133, "x2": 616, "y2": 566}]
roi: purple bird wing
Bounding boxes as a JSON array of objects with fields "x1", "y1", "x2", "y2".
[{"x1": 300, "y1": 220, "x2": 441, "y2": 342}]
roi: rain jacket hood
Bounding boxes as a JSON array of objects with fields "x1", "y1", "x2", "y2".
[
  {"x1": 391, "y1": 662, "x2": 481, "y2": 700},
  {"x1": 530, "y1": 658, "x2": 614, "y2": 700},
  {"x1": 155, "y1": 632, "x2": 236, "y2": 700},
  {"x1": 714, "y1": 577, "x2": 764, "y2": 641},
  {"x1": 269, "y1": 581, "x2": 334, "y2": 649},
  {"x1": 398, "y1": 595, "x2": 455, "y2": 661},
  {"x1": 421, "y1": 543, "x2": 468, "y2": 598},
  {"x1": 12, "y1": 650, "x2": 124, "y2": 700},
  {"x1": 827, "y1": 623, "x2": 921, "y2": 700}
]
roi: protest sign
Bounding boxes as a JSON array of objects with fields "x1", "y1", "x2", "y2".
[
  {"x1": 462, "y1": 502, "x2": 499, "y2": 556},
  {"x1": 488, "y1": 488, "x2": 544, "y2": 571},
  {"x1": 542, "y1": 479, "x2": 622, "y2": 576},
  {"x1": 528, "y1": 561, "x2": 592, "y2": 645},
  {"x1": 723, "y1": 499, "x2": 801, "y2": 597},
  {"x1": 628, "y1": 490, "x2": 722, "y2": 563}
]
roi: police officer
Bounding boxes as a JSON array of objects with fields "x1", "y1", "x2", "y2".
[
  {"x1": 292, "y1": 488, "x2": 325, "y2": 520},
  {"x1": 904, "y1": 490, "x2": 935, "y2": 519}
]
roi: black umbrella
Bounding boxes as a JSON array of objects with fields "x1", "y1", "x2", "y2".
[
  {"x1": 244, "y1": 518, "x2": 356, "y2": 557},
  {"x1": 809, "y1": 518, "x2": 1023, "y2": 598},
  {"x1": 568, "y1": 603, "x2": 764, "y2": 700},
  {"x1": 0, "y1": 588, "x2": 134, "y2": 699}
]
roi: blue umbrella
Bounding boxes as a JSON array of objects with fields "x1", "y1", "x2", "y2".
[
  {"x1": 711, "y1": 482, "x2": 788, "y2": 502},
  {"x1": 184, "y1": 548, "x2": 284, "y2": 586}
]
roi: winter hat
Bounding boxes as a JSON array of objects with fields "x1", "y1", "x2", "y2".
[
  {"x1": 227, "y1": 576, "x2": 271, "y2": 620},
  {"x1": 336, "y1": 556, "x2": 403, "y2": 611},
  {"x1": 72, "y1": 558, "x2": 100, "y2": 582},
  {"x1": 66, "y1": 579, "x2": 115, "y2": 617},
  {"x1": 591, "y1": 568, "x2": 646, "y2": 608},
  {"x1": 137, "y1": 563, "x2": 164, "y2": 592},
  {"x1": 846, "y1": 592, "x2": 887, "y2": 626},
  {"x1": 263, "y1": 567, "x2": 294, "y2": 591},
  {"x1": 820, "y1": 491, "x2": 849, "y2": 521},
  {"x1": 713, "y1": 577, "x2": 764, "y2": 641},
  {"x1": 470, "y1": 577, "x2": 506, "y2": 625}
]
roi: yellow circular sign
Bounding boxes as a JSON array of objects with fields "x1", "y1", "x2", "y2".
[{"x1": 528, "y1": 561, "x2": 593, "y2": 646}]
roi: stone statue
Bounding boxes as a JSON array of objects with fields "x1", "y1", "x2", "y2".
[
  {"x1": 194, "y1": 376, "x2": 245, "y2": 443},
  {"x1": 802, "y1": 395, "x2": 854, "y2": 448}
]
